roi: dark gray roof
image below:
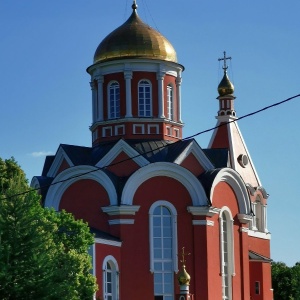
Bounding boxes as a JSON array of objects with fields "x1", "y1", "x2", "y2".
[
  {"x1": 249, "y1": 250, "x2": 272, "y2": 262},
  {"x1": 202, "y1": 148, "x2": 229, "y2": 168},
  {"x1": 90, "y1": 227, "x2": 121, "y2": 242},
  {"x1": 128, "y1": 139, "x2": 194, "y2": 162},
  {"x1": 42, "y1": 156, "x2": 55, "y2": 176}
]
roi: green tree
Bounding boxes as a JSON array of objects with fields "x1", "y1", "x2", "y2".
[
  {"x1": 272, "y1": 261, "x2": 300, "y2": 300},
  {"x1": 0, "y1": 158, "x2": 97, "y2": 299}
]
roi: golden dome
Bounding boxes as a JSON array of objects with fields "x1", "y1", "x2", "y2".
[
  {"x1": 178, "y1": 265, "x2": 191, "y2": 286},
  {"x1": 218, "y1": 70, "x2": 234, "y2": 96},
  {"x1": 93, "y1": 4, "x2": 177, "y2": 64}
]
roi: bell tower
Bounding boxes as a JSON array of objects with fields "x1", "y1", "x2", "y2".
[{"x1": 87, "y1": 1, "x2": 185, "y2": 146}]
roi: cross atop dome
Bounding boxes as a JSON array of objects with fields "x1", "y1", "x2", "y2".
[{"x1": 218, "y1": 51, "x2": 232, "y2": 71}]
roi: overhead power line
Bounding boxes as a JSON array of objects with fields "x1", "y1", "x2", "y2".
[{"x1": 2, "y1": 93, "x2": 300, "y2": 201}]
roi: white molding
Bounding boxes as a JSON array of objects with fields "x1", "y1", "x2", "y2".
[
  {"x1": 187, "y1": 206, "x2": 220, "y2": 217},
  {"x1": 133, "y1": 123, "x2": 145, "y2": 134},
  {"x1": 88, "y1": 59, "x2": 183, "y2": 79},
  {"x1": 240, "y1": 227, "x2": 249, "y2": 233},
  {"x1": 121, "y1": 162, "x2": 208, "y2": 206},
  {"x1": 192, "y1": 220, "x2": 214, "y2": 226},
  {"x1": 96, "y1": 139, "x2": 149, "y2": 169},
  {"x1": 248, "y1": 230, "x2": 271, "y2": 240},
  {"x1": 174, "y1": 140, "x2": 214, "y2": 170},
  {"x1": 238, "y1": 214, "x2": 252, "y2": 224},
  {"x1": 210, "y1": 168, "x2": 251, "y2": 215},
  {"x1": 44, "y1": 165, "x2": 118, "y2": 209},
  {"x1": 94, "y1": 238, "x2": 122, "y2": 247},
  {"x1": 47, "y1": 146, "x2": 74, "y2": 177},
  {"x1": 108, "y1": 219, "x2": 135, "y2": 225},
  {"x1": 147, "y1": 124, "x2": 159, "y2": 134},
  {"x1": 89, "y1": 117, "x2": 183, "y2": 131},
  {"x1": 102, "y1": 205, "x2": 140, "y2": 215}
]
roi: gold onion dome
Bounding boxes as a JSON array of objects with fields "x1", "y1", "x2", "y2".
[
  {"x1": 177, "y1": 265, "x2": 191, "y2": 286},
  {"x1": 93, "y1": 3, "x2": 177, "y2": 64},
  {"x1": 218, "y1": 70, "x2": 234, "y2": 96}
]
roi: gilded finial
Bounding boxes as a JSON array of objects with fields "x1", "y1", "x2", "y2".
[
  {"x1": 217, "y1": 51, "x2": 234, "y2": 96},
  {"x1": 132, "y1": 0, "x2": 138, "y2": 10},
  {"x1": 177, "y1": 247, "x2": 191, "y2": 286}
]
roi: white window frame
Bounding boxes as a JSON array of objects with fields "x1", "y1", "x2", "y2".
[
  {"x1": 149, "y1": 201, "x2": 178, "y2": 299},
  {"x1": 167, "y1": 84, "x2": 174, "y2": 120},
  {"x1": 102, "y1": 126, "x2": 113, "y2": 138},
  {"x1": 108, "y1": 81, "x2": 120, "y2": 119},
  {"x1": 147, "y1": 124, "x2": 159, "y2": 134},
  {"x1": 133, "y1": 124, "x2": 145, "y2": 134},
  {"x1": 219, "y1": 207, "x2": 235, "y2": 300},
  {"x1": 138, "y1": 79, "x2": 152, "y2": 117},
  {"x1": 102, "y1": 255, "x2": 119, "y2": 300}
]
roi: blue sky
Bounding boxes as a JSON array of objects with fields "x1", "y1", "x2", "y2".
[{"x1": 1, "y1": 1, "x2": 299, "y2": 266}]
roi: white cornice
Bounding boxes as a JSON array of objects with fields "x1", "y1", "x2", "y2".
[
  {"x1": 87, "y1": 59, "x2": 184, "y2": 77},
  {"x1": 187, "y1": 206, "x2": 220, "y2": 217},
  {"x1": 90, "y1": 118, "x2": 183, "y2": 131},
  {"x1": 102, "y1": 205, "x2": 140, "y2": 215},
  {"x1": 108, "y1": 219, "x2": 135, "y2": 225},
  {"x1": 240, "y1": 227, "x2": 249, "y2": 233},
  {"x1": 94, "y1": 238, "x2": 122, "y2": 247},
  {"x1": 248, "y1": 230, "x2": 271, "y2": 240},
  {"x1": 192, "y1": 220, "x2": 214, "y2": 226},
  {"x1": 238, "y1": 214, "x2": 252, "y2": 224}
]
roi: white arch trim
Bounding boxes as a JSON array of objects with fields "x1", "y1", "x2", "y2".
[
  {"x1": 210, "y1": 168, "x2": 251, "y2": 215},
  {"x1": 44, "y1": 165, "x2": 118, "y2": 210},
  {"x1": 102, "y1": 255, "x2": 119, "y2": 271},
  {"x1": 121, "y1": 162, "x2": 207, "y2": 206}
]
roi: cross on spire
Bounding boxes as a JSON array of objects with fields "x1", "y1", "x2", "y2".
[
  {"x1": 218, "y1": 51, "x2": 231, "y2": 70},
  {"x1": 179, "y1": 247, "x2": 191, "y2": 265}
]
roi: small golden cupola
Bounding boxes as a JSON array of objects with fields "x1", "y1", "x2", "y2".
[
  {"x1": 216, "y1": 51, "x2": 236, "y2": 118},
  {"x1": 176, "y1": 247, "x2": 194, "y2": 300},
  {"x1": 93, "y1": 1, "x2": 177, "y2": 64},
  {"x1": 218, "y1": 70, "x2": 234, "y2": 97}
]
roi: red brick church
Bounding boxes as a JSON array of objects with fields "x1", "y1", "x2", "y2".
[{"x1": 31, "y1": 2, "x2": 273, "y2": 299}]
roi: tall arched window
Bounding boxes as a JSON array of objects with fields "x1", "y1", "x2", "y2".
[
  {"x1": 167, "y1": 85, "x2": 173, "y2": 120},
  {"x1": 108, "y1": 81, "x2": 120, "y2": 119},
  {"x1": 103, "y1": 256, "x2": 119, "y2": 300},
  {"x1": 219, "y1": 208, "x2": 234, "y2": 300},
  {"x1": 138, "y1": 80, "x2": 152, "y2": 117},
  {"x1": 149, "y1": 201, "x2": 178, "y2": 300}
]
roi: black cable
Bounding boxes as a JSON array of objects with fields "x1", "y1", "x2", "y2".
[{"x1": 2, "y1": 93, "x2": 300, "y2": 200}]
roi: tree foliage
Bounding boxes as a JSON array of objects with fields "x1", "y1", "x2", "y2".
[
  {"x1": 0, "y1": 158, "x2": 97, "y2": 299},
  {"x1": 272, "y1": 261, "x2": 300, "y2": 300}
]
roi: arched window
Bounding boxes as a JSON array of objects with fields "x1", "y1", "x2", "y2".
[
  {"x1": 103, "y1": 256, "x2": 119, "y2": 300},
  {"x1": 149, "y1": 201, "x2": 178, "y2": 300},
  {"x1": 138, "y1": 80, "x2": 152, "y2": 117},
  {"x1": 167, "y1": 85, "x2": 173, "y2": 120},
  {"x1": 108, "y1": 81, "x2": 120, "y2": 119},
  {"x1": 219, "y1": 208, "x2": 234, "y2": 300}
]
